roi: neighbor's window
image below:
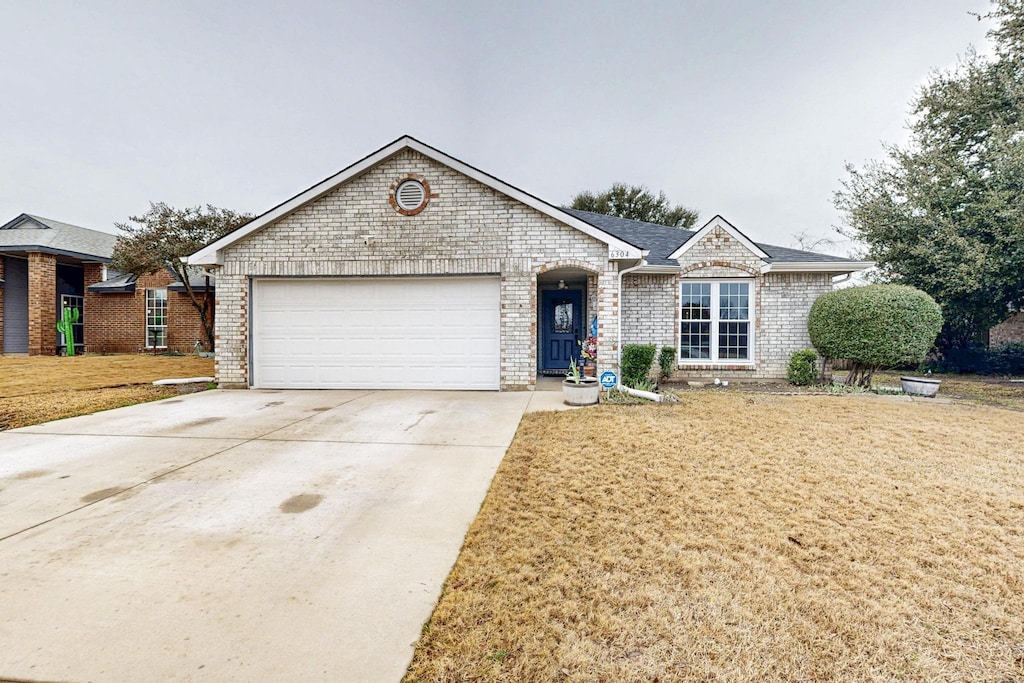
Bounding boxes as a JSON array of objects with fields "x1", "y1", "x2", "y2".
[
  {"x1": 146, "y1": 288, "x2": 168, "y2": 349},
  {"x1": 680, "y1": 281, "x2": 752, "y2": 362}
]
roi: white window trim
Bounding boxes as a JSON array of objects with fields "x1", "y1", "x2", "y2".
[
  {"x1": 678, "y1": 279, "x2": 755, "y2": 365},
  {"x1": 145, "y1": 288, "x2": 168, "y2": 350}
]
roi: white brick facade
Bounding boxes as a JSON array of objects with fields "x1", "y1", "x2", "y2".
[
  {"x1": 211, "y1": 146, "x2": 842, "y2": 389},
  {"x1": 622, "y1": 274, "x2": 676, "y2": 349},
  {"x1": 215, "y1": 149, "x2": 616, "y2": 389},
  {"x1": 620, "y1": 227, "x2": 834, "y2": 381},
  {"x1": 757, "y1": 272, "x2": 834, "y2": 377}
]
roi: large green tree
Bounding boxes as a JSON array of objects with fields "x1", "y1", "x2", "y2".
[
  {"x1": 112, "y1": 202, "x2": 251, "y2": 350},
  {"x1": 568, "y1": 183, "x2": 699, "y2": 228},
  {"x1": 835, "y1": 0, "x2": 1024, "y2": 351}
]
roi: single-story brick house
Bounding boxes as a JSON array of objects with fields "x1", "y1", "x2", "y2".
[
  {"x1": 85, "y1": 269, "x2": 215, "y2": 354},
  {"x1": 187, "y1": 136, "x2": 871, "y2": 390},
  {"x1": 0, "y1": 213, "x2": 210, "y2": 355}
]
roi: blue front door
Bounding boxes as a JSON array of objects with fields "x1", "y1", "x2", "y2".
[{"x1": 541, "y1": 289, "x2": 582, "y2": 372}]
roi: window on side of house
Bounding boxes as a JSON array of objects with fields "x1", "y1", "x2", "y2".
[
  {"x1": 146, "y1": 288, "x2": 168, "y2": 349},
  {"x1": 679, "y1": 281, "x2": 752, "y2": 363}
]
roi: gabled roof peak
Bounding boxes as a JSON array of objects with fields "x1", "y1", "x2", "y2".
[
  {"x1": 188, "y1": 135, "x2": 646, "y2": 265},
  {"x1": 1, "y1": 213, "x2": 47, "y2": 230},
  {"x1": 667, "y1": 215, "x2": 770, "y2": 261},
  {"x1": 0, "y1": 213, "x2": 118, "y2": 261}
]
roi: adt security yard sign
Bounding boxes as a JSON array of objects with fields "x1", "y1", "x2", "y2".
[{"x1": 599, "y1": 371, "x2": 618, "y2": 389}]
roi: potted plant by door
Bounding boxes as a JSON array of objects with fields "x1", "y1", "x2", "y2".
[
  {"x1": 579, "y1": 336, "x2": 598, "y2": 377},
  {"x1": 563, "y1": 358, "x2": 600, "y2": 406}
]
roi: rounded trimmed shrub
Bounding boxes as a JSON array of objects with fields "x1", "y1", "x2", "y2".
[
  {"x1": 808, "y1": 284, "x2": 942, "y2": 386},
  {"x1": 787, "y1": 349, "x2": 819, "y2": 386}
]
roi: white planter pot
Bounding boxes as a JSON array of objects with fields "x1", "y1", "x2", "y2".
[
  {"x1": 562, "y1": 378, "x2": 600, "y2": 406},
  {"x1": 900, "y1": 376, "x2": 941, "y2": 397}
]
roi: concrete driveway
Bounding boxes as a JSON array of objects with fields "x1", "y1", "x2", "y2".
[{"x1": 0, "y1": 388, "x2": 531, "y2": 682}]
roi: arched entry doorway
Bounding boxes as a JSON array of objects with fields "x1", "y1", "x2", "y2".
[{"x1": 536, "y1": 266, "x2": 597, "y2": 376}]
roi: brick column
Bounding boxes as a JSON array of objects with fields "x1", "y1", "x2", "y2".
[
  {"x1": 28, "y1": 252, "x2": 57, "y2": 355},
  {"x1": 596, "y1": 267, "x2": 619, "y2": 377},
  {"x1": 82, "y1": 263, "x2": 104, "y2": 352},
  {"x1": 213, "y1": 273, "x2": 249, "y2": 388},
  {"x1": 0, "y1": 256, "x2": 5, "y2": 351},
  {"x1": 499, "y1": 272, "x2": 533, "y2": 390}
]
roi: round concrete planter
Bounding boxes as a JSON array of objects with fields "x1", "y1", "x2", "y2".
[
  {"x1": 562, "y1": 378, "x2": 600, "y2": 406},
  {"x1": 900, "y1": 376, "x2": 941, "y2": 397}
]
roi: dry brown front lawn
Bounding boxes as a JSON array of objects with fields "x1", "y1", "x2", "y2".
[
  {"x1": 876, "y1": 371, "x2": 1024, "y2": 412},
  {"x1": 407, "y1": 394, "x2": 1024, "y2": 682},
  {"x1": 0, "y1": 354, "x2": 214, "y2": 430}
]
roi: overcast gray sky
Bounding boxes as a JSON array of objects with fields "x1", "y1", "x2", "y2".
[{"x1": 0, "y1": 1, "x2": 993, "y2": 253}]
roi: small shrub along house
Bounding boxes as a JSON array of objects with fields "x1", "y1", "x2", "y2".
[
  {"x1": 0, "y1": 213, "x2": 209, "y2": 355},
  {"x1": 187, "y1": 136, "x2": 871, "y2": 390}
]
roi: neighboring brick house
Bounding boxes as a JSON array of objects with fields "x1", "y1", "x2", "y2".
[
  {"x1": 991, "y1": 311, "x2": 1024, "y2": 347},
  {"x1": 86, "y1": 268, "x2": 214, "y2": 354},
  {"x1": 0, "y1": 213, "x2": 210, "y2": 355},
  {"x1": 188, "y1": 136, "x2": 871, "y2": 390}
]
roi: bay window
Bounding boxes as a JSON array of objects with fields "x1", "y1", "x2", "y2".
[{"x1": 680, "y1": 281, "x2": 752, "y2": 363}]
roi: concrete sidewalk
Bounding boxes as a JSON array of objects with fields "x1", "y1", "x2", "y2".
[
  {"x1": 524, "y1": 375, "x2": 587, "y2": 412},
  {"x1": 0, "y1": 389, "x2": 530, "y2": 682}
]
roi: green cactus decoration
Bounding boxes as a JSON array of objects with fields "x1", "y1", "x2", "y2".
[{"x1": 57, "y1": 305, "x2": 80, "y2": 356}]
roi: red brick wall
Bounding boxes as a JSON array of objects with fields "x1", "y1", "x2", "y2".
[
  {"x1": 991, "y1": 312, "x2": 1024, "y2": 347},
  {"x1": 84, "y1": 270, "x2": 213, "y2": 354},
  {"x1": 28, "y1": 252, "x2": 57, "y2": 355},
  {"x1": 82, "y1": 263, "x2": 104, "y2": 292}
]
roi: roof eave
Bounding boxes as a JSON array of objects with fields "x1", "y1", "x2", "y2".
[
  {"x1": 761, "y1": 261, "x2": 874, "y2": 274},
  {"x1": 633, "y1": 264, "x2": 681, "y2": 274},
  {"x1": 0, "y1": 246, "x2": 113, "y2": 262},
  {"x1": 168, "y1": 283, "x2": 214, "y2": 292},
  {"x1": 87, "y1": 284, "x2": 136, "y2": 293},
  {"x1": 184, "y1": 251, "x2": 219, "y2": 266}
]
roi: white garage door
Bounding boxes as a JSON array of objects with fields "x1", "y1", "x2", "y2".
[{"x1": 252, "y1": 277, "x2": 500, "y2": 390}]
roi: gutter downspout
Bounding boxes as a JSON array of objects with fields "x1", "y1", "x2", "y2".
[
  {"x1": 616, "y1": 258, "x2": 647, "y2": 373},
  {"x1": 832, "y1": 272, "x2": 853, "y2": 285},
  {"x1": 615, "y1": 383, "x2": 663, "y2": 402}
]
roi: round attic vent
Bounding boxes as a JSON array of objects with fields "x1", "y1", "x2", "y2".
[
  {"x1": 389, "y1": 174, "x2": 434, "y2": 216},
  {"x1": 395, "y1": 179, "x2": 426, "y2": 211}
]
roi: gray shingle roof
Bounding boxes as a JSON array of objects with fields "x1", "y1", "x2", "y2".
[
  {"x1": 561, "y1": 208, "x2": 860, "y2": 266},
  {"x1": 87, "y1": 267, "x2": 215, "y2": 294},
  {"x1": 87, "y1": 272, "x2": 135, "y2": 292},
  {"x1": 0, "y1": 214, "x2": 118, "y2": 260},
  {"x1": 168, "y1": 268, "x2": 215, "y2": 292},
  {"x1": 561, "y1": 209, "x2": 690, "y2": 266}
]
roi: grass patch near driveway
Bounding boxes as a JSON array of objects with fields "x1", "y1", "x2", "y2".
[
  {"x1": 0, "y1": 354, "x2": 214, "y2": 430},
  {"x1": 407, "y1": 393, "x2": 1024, "y2": 682},
  {"x1": 0, "y1": 385, "x2": 179, "y2": 430}
]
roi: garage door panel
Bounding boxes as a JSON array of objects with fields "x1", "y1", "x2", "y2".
[{"x1": 253, "y1": 277, "x2": 500, "y2": 390}]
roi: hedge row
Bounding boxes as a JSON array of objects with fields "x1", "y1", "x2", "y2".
[{"x1": 926, "y1": 343, "x2": 1024, "y2": 375}]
